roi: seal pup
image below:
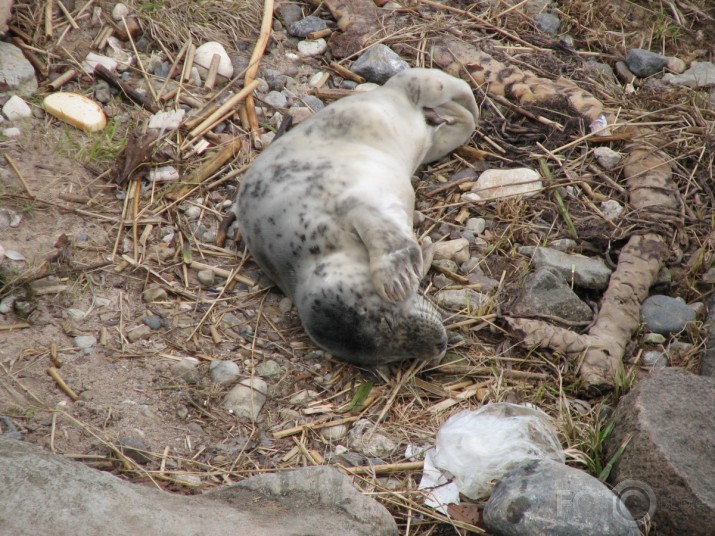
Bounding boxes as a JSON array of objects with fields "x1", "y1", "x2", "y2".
[{"x1": 232, "y1": 68, "x2": 479, "y2": 366}]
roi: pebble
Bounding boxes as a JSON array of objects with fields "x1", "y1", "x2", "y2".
[
  {"x1": 93, "y1": 80, "x2": 113, "y2": 104},
  {"x1": 625, "y1": 48, "x2": 668, "y2": 77},
  {"x1": 509, "y1": 267, "x2": 593, "y2": 322},
  {"x1": 209, "y1": 360, "x2": 240, "y2": 384},
  {"x1": 262, "y1": 68, "x2": 288, "y2": 91},
  {"x1": 289, "y1": 389, "x2": 318, "y2": 405},
  {"x1": 174, "y1": 474, "x2": 202, "y2": 487},
  {"x1": 593, "y1": 146, "x2": 622, "y2": 170},
  {"x1": 142, "y1": 285, "x2": 168, "y2": 302},
  {"x1": 534, "y1": 12, "x2": 560, "y2": 35},
  {"x1": 297, "y1": 38, "x2": 327, "y2": 57},
  {"x1": 320, "y1": 424, "x2": 349, "y2": 441},
  {"x1": 112, "y1": 3, "x2": 129, "y2": 20},
  {"x1": 642, "y1": 350, "x2": 668, "y2": 368},
  {"x1": 170, "y1": 357, "x2": 200, "y2": 384},
  {"x1": 141, "y1": 314, "x2": 162, "y2": 330},
  {"x1": 350, "y1": 44, "x2": 409, "y2": 84},
  {"x1": 349, "y1": 419, "x2": 397, "y2": 458},
  {"x1": 2, "y1": 96, "x2": 32, "y2": 121},
  {"x1": 528, "y1": 246, "x2": 612, "y2": 290},
  {"x1": 263, "y1": 90, "x2": 288, "y2": 109},
  {"x1": 548, "y1": 238, "x2": 577, "y2": 252},
  {"x1": 466, "y1": 168, "x2": 543, "y2": 201},
  {"x1": 118, "y1": 436, "x2": 152, "y2": 465},
  {"x1": 435, "y1": 289, "x2": 490, "y2": 311},
  {"x1": 663, "y1": 61, "x2": 715, "y2": 88},
  {"x1": 354, "y1": 82, "x2": 380, "y2": 92},
  {"x1": 197, "y1": 269, "x2": 215, "y2": 287},
  {"x1": 194, "y1": 41, "x2": 234, "y2": 79},
  {"x1": 255, "y1": 359, "x2": 282, "y2": 378},
  {"x1": 666, "y1": 56, "x2": 686, "y2": 74},
  {"x1": 0, "y1": 42, "x2": 38, "y2": 96},
  {"x1": 73, "y1": 335, "x2": 97, "y2": 349},
  {"x1": 127, "y1": 324, "x2": 152, "y2": 343},
  {"x1": 484, "y1": 459, "x2": 640, "y2": 535},
  {"x1": 432, "y1": 259, "x2": 459, "y2": 274},
  {"x1": 308, "y1": 71, "x2": 326, "y2": 87},
  {"x1": 2, "y1": 127, "x2": 20, "y2": 138},
  {"x1": 642, "y1": 332, "x2": 666, "y2": 344},
  {"x1": 465, "y1": 217, "x2": 486, "y2": 235},
  {"x1": 641, "y1": 294, "x2": 696, "y2": 335},
  {"x1": 432, "y1": 238, "x2": 470, "y2": 264},
  {"x1": 66, "y1": 308, "x2": 86, "y2": 321},
  {"x1": 288, "y1": 16, "x2": 327, "y2": 38},
  {"x1": 148, "y1": 109, "x2": 185, "y2": 130},
  {"x1": 184, "y1": 205, "x2": 201, "y2": 220},
  {"x1": 600, "y1": 199, "x2": 624, "y2": 221},
  {"x1": 278, "y1": 297, "x2": 293, "y2": 313},
  {"x1": 222, "y1": 378, "x2": 268, "y2": 421},
  {"x1": 277, "y1": 3, "x2": 303, "y2": 26}
]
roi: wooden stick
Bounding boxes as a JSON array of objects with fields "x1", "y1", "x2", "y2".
[
  {"x1": 187, "y1": 80, "x2": 259, "y2": 140},
  {"x1": 330, "y1": 61, "x2": 365, "y2": 84},
  {"x1": 56, "y1": 0, "x2": 80, "y2": 29},
  {"x1": 0, "y1": 323, "x2": 30, "y2": 331},
  {"x1": 190, "y1": 260, "x2": 255, "y2": 287},
  {"x1": 341, "y1": 461, "x2": 424, "y2": 475},
  {"x1": 182, "y1": 43, "x2": 196, "y2": 82},
  {"x1": 47, "y1": 367, "x2": 79, "y2": 401},
  {"x1": 3, "y1": 153, "x2": 35, "y2": 198},
  {"x1": 273, "y1": 416, "x2": 359, "y2": 439},
  {"x1": 244, "y1": 0, "x2": 275, "y2": 147},
  {"x1": 45, "y1": 0, "x2": 54, "y2": 37},
  {"x1": 94, "y1": 65, "x2": 158, "y2": 113},
  {"x1": 204, "y1": 53, "x2": 220, "y2": 90},
  {"x1": 48, "y1": 68, "x2": 77, "y2": 90}
]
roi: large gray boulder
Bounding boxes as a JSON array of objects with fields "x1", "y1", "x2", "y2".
[
  {"x1": 0, "y1": 437, "x2": 397, "y2": 536},
  {"x1": 604, "y1": 369, "x2": 715, "y2": 535}
]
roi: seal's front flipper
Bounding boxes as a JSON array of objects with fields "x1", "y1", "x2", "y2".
[{"x1": 344, "y1": 202, "x2": 422, "y2": 303}]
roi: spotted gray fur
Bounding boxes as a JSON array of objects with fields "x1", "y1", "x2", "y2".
[{"x1": 231, "y1": 68, "x2": 479, "y2": 366}]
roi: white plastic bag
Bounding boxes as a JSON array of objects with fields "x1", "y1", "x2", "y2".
[{"x1": 425, "y1": 403, "x2": 564, "y2": 502}]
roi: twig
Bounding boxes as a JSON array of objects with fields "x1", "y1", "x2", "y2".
[
  {"x1": 46, "y1": 367, "x2": 79, "y2": 401},
  {"x1": 3, "y1": 153, "x2": 35, "y2": 198},
  {"x1": 341, "y1": 461, "x2": 424, "y2": 475},
  {"x1": 244, "y1": 0, "x2": 275, "y2": 147},
  {"x1": 94, "y1": 64, "x2": 158, "y2": 113},
  {"x1": 186, "y1": 80, "x2": 259, "y2": 141},
  {"x1": 272, "y1": 416, "x2": 359, "y2": 439}
]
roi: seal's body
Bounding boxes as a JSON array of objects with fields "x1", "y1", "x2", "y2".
[{"x1": 233, "y1": 68, "x2": 478, "y2": 366}]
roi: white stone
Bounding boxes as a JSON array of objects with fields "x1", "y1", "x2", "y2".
[
  {"x1": 194, "y1": 42, "x2": 234, "y2": 79},
  {"x1": 436, "y1": 289, "x2": 490, "y2": 311},
  {"x1": 147, "y1": 166, "x2": 179, "y2": 182},
  {"x1": 308, "y1": 71, "x2": 326, "y2": 87},
  {"x1": 600, "y1": 199, "x2": 624, "y2": 221},
  {"x1": 468, "y1": 168, "x2": 543, "y2": 200},
  {"x1": 2, "y1": 127, "x2": 21, "y2": 137},
  {"x1": 222, "y1": 378, "x2": 268, "y2": 420},
  {"x1": 320, "y1": 424, "x2": 348, "y2": 441},
  {"x1": 81, "y1": 52, "x2": 118, "y2": 74},
  {"x1": 465, "y1": 218, "x2": 486, "y2": 235},
  {"x1": 666, "y1": 56, "x2": 686, "y2": 74},
  {"x1": 663, "y1": 61, "x2": 715, "y2": 88},
  {"x1": 197, "y1": 269, "x2": 215, "y2": 286},
  {"x1": 209, "y1": 360, "x2": 240, "y2": 384},
  {"x1": 43, "y1": 93, "x2": 107, "y2": 133},
  {"x1": 2, "y1": 96, "x2": 32, "y2": 121},
  {"x1": 297, "y1": 38, "x2": 327, "y2": 57},
  {"x1": 432, "y1": 238, "x2": 470, "y2": 264},
  {"x1": 354, "y1": 83, "x2": 379, "y2": 92},
  {"x1": 593, "y1": 146, "x2": 622, "y2": 170},
  {"x1": 348, "y1": 419, "x2": 397, "y2": 458},
  {"x1": 149, "y1": 109, "x2": 185, "y2": 131},
  {"x1": 112, "y1": 3, "x2": 129, "y2": 20}
]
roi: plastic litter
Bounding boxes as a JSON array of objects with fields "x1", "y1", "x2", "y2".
[{"x1": 419, "y1": 403, "x2": 564, "y2": 512}]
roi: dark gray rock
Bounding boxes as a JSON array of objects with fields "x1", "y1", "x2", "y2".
[
  {"x1": 625, "y1": 48, "x2": 668, "y2": 77},
  {"x1": 604, "y1": 369, "x2": 715, "y2": 535},
  {"x1": 0, "y1": 437, "x2": 398, "y2": 536},
  {"x1": 288, "y1": 16, "x2": 327, "y2": 38},
  {"x1": 484, "y1": 459, "x2": 639, "y2": 535},
  {"x1": 263, "y1": 90, "x2": 288, "y2": 109},
  {"x1": 527, "y1": 246, "x2": 612, "y2": 290},
  {"x1": 301, "y1": 94, "x2": 325, "y2": 111},
  {"x1": 262, "y1": 68, "x2": 288, "y2": 91},
  {"x1": 350, "y1": 45, "x2": 409, "y2": 84},
  {"x1": 534, "y1": 12, "x2": 561, "y2": 35},
  {"x1": 702, "y1": 295, "x2": 715, "y2": 377},
  {"x1": 276, "y1": 3, "x2": 303, "y2": 27},
  {"x1": 509, "y1": 267, "x2": 593, "y2": 322},
  {"x1": 141, "y1": 314, "x2": 163, "y2": 330},
  {"x1": 118, "y1": 436, "x2": 152, "y2": 465},
  {"x1": 0, "y1": 42, "x2": 38, "y2": 96},
  {"x1": 640, "y1": 294, "x2": 696, "y2": 335}
]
